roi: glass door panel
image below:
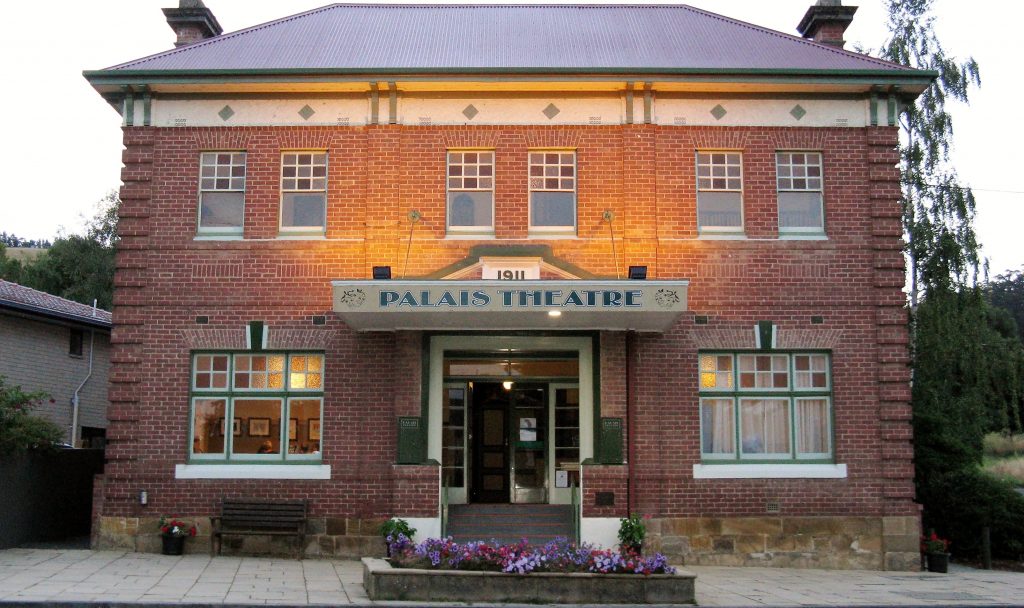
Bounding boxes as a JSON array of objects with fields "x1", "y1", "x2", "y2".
[
  {"x1": 511, "y1": 385, "x2": 547, "y2": 503},
  {"x1": 549, "y1": 384, "x2": 580, "y2": 504},
  {"x1": 442, "y1": 383, "x2": 468, "y2": 503}
]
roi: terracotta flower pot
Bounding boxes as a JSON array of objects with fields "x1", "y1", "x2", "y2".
[{"x1": 162, "y1": 535, "x2": 185, "y2": 556}]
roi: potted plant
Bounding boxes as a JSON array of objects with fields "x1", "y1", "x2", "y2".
[
  {"x1": 159, "y1": 515, "x2": 197, "y2": 555},
  {"x1": 921, "y1": 532, "x2": 950, "y2": 573},
  {"x1": 618, "y1": 513, "x2": 646, "y2": 555},
  {"x1": 379, "y1": 518, "x2": 417, "y2": 557}
]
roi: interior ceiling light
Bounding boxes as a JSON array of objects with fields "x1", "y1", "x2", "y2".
[{"x1": 548, "y1": 310, "x2": 563, "y2": 317}]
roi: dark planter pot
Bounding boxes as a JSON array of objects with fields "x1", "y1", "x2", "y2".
[
  {"x1": 926, "y1": 552, "x2": 949, "y2": 573},
  {"x1": 162, "y1": 535, "x2": 185, "y2": 556}
]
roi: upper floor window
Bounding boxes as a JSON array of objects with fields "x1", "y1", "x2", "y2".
[
  {"x1": 198, "y1": 152, "x2": 246, "y2": 235},
  {"x1": 529, "y1": 151, "x2": 576, "y2": 233},
  {"x1": 447, "y1": 151, "x2": 494, "y2": 234},
  {"x1": 190, "y1": 352, "x2": 324, "y2": 462},
  {"x1": 699, "y1": 352, "x2": 832, "y2": 462},
  {"x1": 280, "y1": 152, "x2": 327, "y2": 235},
  {"x1": 777, "y1": 152, "x2": 824, "y2": 235},
  {"x1": 696, "y1": 152, "x2": 743, "y2": 234}
]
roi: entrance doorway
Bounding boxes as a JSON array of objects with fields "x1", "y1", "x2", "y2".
[
  {"x1": 430, "y1": 335, "x2": 595, "y2": 507},
  {"x1": 469, "y1": 383, "x2": 550, "y2": 503}
]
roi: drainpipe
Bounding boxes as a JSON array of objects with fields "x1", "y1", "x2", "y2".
[
  {"x1": 626, "y1": 331, "x2": 637, "y2": 515},
  {"x1": 70, "y1": 302, "x2": 98, "y2": 446}
]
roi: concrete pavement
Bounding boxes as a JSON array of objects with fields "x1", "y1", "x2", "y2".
[{"x1": 1, "y1": 548, "x2": 1023, "y2": 606}]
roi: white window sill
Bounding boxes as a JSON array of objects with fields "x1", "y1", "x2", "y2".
[
  {"x1": 692, "y1": 463, "x2": 846, "y2": 479},
  {"x1": 778, "y1": 234, "x2": 828, "y2": 241},
  {"x1": 276, "y1": 234, "x2": 326, "y2": 240},
  {"x1": 175, "y1": 464, "x2": 331, "y2": 480},
  {"x1": 444, "y1": 233, "x2": 496, "y2": 240},
  {"x1": 697, "y1": 232, "x2": 747, "y2": 240}
]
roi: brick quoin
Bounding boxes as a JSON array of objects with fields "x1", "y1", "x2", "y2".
[{"x1": 103, "y1": 123, "x2": 913, "y2": 558}]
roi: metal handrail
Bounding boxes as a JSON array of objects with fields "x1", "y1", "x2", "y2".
[
  {"x1": 570, "y1": 476, "x2": 581, "y2": 544},
  {"x1": 440, "y1": 485, "x2": 449, "y2": 538}
]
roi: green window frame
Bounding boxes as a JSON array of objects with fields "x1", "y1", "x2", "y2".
[
  {"x1": 189, "y1": 351, "x2": 324, "y2": 463},
  {"x1": 698, "y1": 351, "x2": 834, "y2": 463}
]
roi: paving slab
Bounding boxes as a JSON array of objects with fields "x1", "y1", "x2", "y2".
[{"x1": 2, "y1": 548, "x2": 1024, "y2": 606}]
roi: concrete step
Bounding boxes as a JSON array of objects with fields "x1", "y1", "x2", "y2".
[{"x1": 446, "y1": 504, "x2": 574, "y2": 546}]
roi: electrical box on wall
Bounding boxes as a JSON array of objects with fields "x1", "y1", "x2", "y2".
[
  {"x1": 598, "y1": 417, "x2": 623, "y2": 464},
  {"x1": 396, "y1": 417, "x2": 424, "y2": 464}
]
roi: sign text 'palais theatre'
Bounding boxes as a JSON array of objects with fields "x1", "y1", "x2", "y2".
[{"x1": 379, "y1": 288, "x2": 644, "y2": 308}]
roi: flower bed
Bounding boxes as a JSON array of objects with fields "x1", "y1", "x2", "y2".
[
  {"x1": 364, "y1": 535, "x2": 695, "y2": 604},
  {"x1": 387, "y1": 534, "x2": 676, "y2": 575}
]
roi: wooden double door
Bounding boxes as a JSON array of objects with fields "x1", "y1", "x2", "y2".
[{"x1": 470, "y1": 382, "x2": 547, "y2": 504}]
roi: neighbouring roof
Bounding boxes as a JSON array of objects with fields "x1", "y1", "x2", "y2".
[
  {"x1": 0, "y1": 280, "x2": 112, "y2": 329},
  {"x1": 103, "y1": 4, "x2": 915, "y2": 75}
]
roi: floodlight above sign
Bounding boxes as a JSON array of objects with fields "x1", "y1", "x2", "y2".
[{"x1": 331, "y1": 279, "x2": 688, "y2": 332}]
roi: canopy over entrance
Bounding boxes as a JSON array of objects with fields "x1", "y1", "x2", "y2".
[{"x1": 331, "y1": 279, "x2": 688, "y2": 332}]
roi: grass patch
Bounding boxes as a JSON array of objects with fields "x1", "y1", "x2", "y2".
[
  {"x1": 984, "y1": 456, "x2": 1024, "y2": 485},
  {"x1": 983, "y1": 432, "x2": 1024, "y2": 459}
]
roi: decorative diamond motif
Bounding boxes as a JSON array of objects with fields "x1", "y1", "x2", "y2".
[
  {"x1": 462, "y1": 104, "x2": 479, "y2": 120},
  {"x1": 710, "y1": 104, "x2": 727, "y2": 120},
  {"x1": 298, "y1": 105, "x2": 316, "y2": 120},
  {"x1": 790, "y1": 104, "x2": 807, "y2": 120},
  {"x1": 217, "y1": 105, "x2": 234, "y2": 121},
  {"x1": 542, "y1": 103, "x2": 561, "y2": 119}
]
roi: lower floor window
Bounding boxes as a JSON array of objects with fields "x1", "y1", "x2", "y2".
[
  {"x1": 699, "y1": 351, "x2": 832, "y2": 462},
  {"x1": 192, "y1": 397, "x2": 322, "y2": 460}
]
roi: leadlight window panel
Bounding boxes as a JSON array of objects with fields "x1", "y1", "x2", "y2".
[
  {"x1": 447, "y1": 151, "x2": 494, "y2": 230},
  {"x1": 199, "y1": 152, "x2": 246, "y2": 234},
  {"x1": 233, "y1": 354, "x2": 285, "y2": 391},
  {"x1": 739, "y1": 398, "x2": 791, "y2": 457},
  {"x1": 700, "y1": 398, "x2": 735, "y2": 458},
  {"x1": 193, "y1": 354, "x2": 229, "y2": 390},
  {"x1": 442, "y1": 386, "x2": 467, "y2": 488},
  {"x1": 777, "y1": 152, "x2": 824, "y2": 232},
  {"x1": 529, "y1": 151, "x2": 576, "y2": 230},
  {"x1": 699, "y1": 354, "x2": 734, "y2": 390},
  {"x1": 288, "y1": 354, "x2": 324, "y2": 390},
  {"x1": 794, "y1": 354, "x2": 830, "y2": 389},
  {"x1": 286, "y1": 397, "x2": 322, "y2": 459},
  {"x1": 281, "y1": 153, "x2": 327, "y2": 231},
  {"x1": 697, "y1": 152, "x2": 743, "y2": 231},
  {"x1": 796, "y1": 397, "x2": 831, "y2": 457},
  {"x1": 737, "y1": 354, "x2": 789, "y2": 390}
]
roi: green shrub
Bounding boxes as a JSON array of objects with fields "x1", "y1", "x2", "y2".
[
  {"x1": 0, "y1": 376, "x2": 63, "y2": 455},
  {"x1": 617, "y1": 514, "x2": 646, "y2": 550},
  {"x1": 379, "y1": 518, "x2": 417, "y2": 540},
  {"x1": 919, "y1": 468, "x2": 1024, "y2": 560}
]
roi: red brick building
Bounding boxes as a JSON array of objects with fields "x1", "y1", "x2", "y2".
[{"x1": 85, "y1": 1, "x2": 931, "y2": 569}]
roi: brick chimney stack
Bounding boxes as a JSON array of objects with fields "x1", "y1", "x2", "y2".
[
  {"x1": 797, "y1": 0, "x2": 858, "y2": 49},
  {"x1": 163, "y1": 0, "x2": 223, "y2": 47}
]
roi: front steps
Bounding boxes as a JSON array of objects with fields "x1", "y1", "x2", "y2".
[{"x1": 446, "y1": 503, "x2": 574, "y2": 546}]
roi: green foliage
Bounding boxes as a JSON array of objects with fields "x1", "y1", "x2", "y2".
[
  {"x1": 988, "y1": 268, "x2": 1024, "y2": 343},
  {"x1": 918, "y1": 468, "x2": 1024, "y2": 560},
  {"x1": 983, "y1": 433, "x2": 1024, "y2": 459},
  {"x1": 0, "y1": 191, "x2": 119, "y2": 309},
  {"x1": 0, "y1": 376, "x2": 64, "y2": 455},
  {"x1": 379, "y1": 518, "x2": 417, "y2": 540},
  {"x1": 881, "y1": 0, "x2": 982, "y2": 303},
  {"x1": 617, "y1": 514, "x2": 646, "y2": 549}
]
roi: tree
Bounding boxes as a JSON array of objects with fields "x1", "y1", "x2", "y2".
[
  {"x1": 1, "y1": 191, "x2": 119, "y2": 309},
  {"x1": 881, "y1": 0, "x2": 981, "y2": 306},
  {"x1": 988, "y1": 268, "x2": 1024, "y2": 343},
  {"x1": 0, "y1": 376, "x2": 64, "y2": 455}
]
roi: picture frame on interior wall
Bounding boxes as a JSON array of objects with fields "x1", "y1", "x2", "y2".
[
  {"x1": 309, "y1": 419, "x2": 321, "y2": 441},
  {"x1": 249, "y1": 418, "x2": 271, "y2": 437},
  {"x1": 289, "y1": 418, "x2": 298, "y2": 440},
  {"x1": 219, "y1": 417, "x2": 242, "y2": 437}
]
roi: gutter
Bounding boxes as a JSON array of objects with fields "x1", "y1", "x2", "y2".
[{"x1": 0, "y1": 300, "x2": 112, "y2": 330}]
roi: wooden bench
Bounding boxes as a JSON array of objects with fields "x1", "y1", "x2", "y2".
[{"x1": 211, "y1": 499, "x2": 307, "y2": 557}]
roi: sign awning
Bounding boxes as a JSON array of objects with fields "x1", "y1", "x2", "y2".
[{"x1": 331, "y1": 280, "x2": 688, "y2": 332}]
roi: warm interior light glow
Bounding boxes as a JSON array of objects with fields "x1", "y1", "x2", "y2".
[
  {"x1": 502, "y1": 380, "x2": 514, "y2": 390},
  {"x1": 548, "y1": 310, "x2": 562, "y2": 317}
]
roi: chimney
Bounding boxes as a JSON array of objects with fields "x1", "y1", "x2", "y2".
[
  {"x1": 163, "y1": 0, "x2": 223, "y2": 47},
  {"x1": 797, "y1": 0, "x2": 858, "y2": 49}
]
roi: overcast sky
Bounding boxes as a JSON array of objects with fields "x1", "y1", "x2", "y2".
[{"x1": 1, "y1": 0, "x2": 1020, "y2": 277}]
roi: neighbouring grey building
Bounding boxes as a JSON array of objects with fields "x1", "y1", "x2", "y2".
[{"x1": 0, "y1": 280, "x2": 112, "y2": 446}]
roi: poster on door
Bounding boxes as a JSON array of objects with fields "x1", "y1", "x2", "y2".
[{"x1": 519, "y1": 417, "x2": 537, "y2": 442}]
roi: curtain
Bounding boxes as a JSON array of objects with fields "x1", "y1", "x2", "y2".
[
  {"x1": 740, "y1": 398, "x2": 790, "y2": 455},
  {"x1": 798, "y1": 398, "x2": 829, "y2": 454},
  {"x1": 701, "y1": 399, "x2": 734, "y2": 454}
]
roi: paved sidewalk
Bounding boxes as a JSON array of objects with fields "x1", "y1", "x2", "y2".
[{"x1": 1, "y1": 548, "x2": 1024, "y2": 606}]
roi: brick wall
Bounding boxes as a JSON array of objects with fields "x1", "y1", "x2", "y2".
[
  {"x1": 0, "y1": 314, "x2": 111, "y2": 434},
  {"x1": 102, "y1": 124, "x2": 913, "y2": 531}
]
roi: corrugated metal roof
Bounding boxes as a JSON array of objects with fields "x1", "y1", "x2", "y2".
[
  {"x1": 105, "y1": 4, "x2": 913, "y2": 73},
  {"x1": 0, "y1": 280, "x2": 112, "y2": 328}
]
